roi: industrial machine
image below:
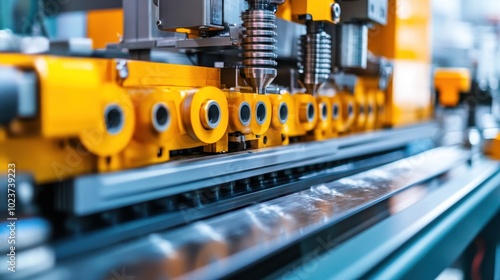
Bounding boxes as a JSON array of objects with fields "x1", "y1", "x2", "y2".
[{"x1": 0, "y1": 0, "x2": 499, "y2": 279}]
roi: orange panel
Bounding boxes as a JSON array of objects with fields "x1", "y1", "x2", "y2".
[
  {"x1": 368, "y1": 0, "x2": 433, "y2": 126},
  {"x1": 369, "y1": 0, "x2": 431, "y2": 61},
  {"x1": 87, "y1": 9, "x2": 123, "y2": 49}
]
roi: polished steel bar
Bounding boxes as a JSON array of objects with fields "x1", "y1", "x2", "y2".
[{"x1": 176, "y1": 146, "x2": 470, "y2": 280}]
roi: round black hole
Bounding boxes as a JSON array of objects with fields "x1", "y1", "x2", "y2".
[
  {"x1": 347, "y1": 103, "x2": 353, "y2": 116},
  {"x1": 155, "y1": 106, "x2": 168, "y2": 126},
  {"x1": 153, "y1": 103, "x2": 170, "y2": 132},
  {"x1": 368, "y1": 105, "x2": 373, "y2": 114},
  {"x1": 256, "y1": 102, "x2": 266, "y2": 125},
  {"x1": 105, "y1": 105, "x2": 124, "y2": 135},
  {"x1": 332, "y1": 104, "x2": 339, "y2": 119},
  {"x1": 263, "y1": 136, "x2": 268, "y2": 144},
  {"x1": 157, "y1": 147, "x2": 163, "y2": 158},
  {"x1": 240, "y1": 103, "x2": 251, "y2": 125},
  {"x1": 279, "y1": 103, "x2": 288, "y2": 123},
  {"x1": 321, "y1": 103, "x2": 328, "y2": 120},
  {"x1": 208, "y1": 103, "x2": 220, "y2": 127},
  {"x1": 307, "y1": 103, "x2": 315, "y2": 121},
  {"x1": 359, "y1": 105, "x2": 365, "y2": 115}
]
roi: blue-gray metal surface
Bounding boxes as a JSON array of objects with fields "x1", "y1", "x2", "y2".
[
  {"x1": 279, "y1": 157, "x2": 500, "y2": 280},
  {"x1": 27, "y1": 146, "x2": 473, "y2": 280},
  {"x1": 58, "y1": 122, "x2": 439, "y2": 216}
]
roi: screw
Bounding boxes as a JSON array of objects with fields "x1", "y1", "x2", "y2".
[
  {"x1": 116, "y1": 59, "x2": 128, "y2": 82},
  {"x1": 332, "y1": 3, "x2": 341, "y2": 23},
  {"x1": 156, "y1": 20, "x2": 162, "y2": 27}
]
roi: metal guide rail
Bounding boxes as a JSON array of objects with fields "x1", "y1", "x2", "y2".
[
  {"x1": 29, "y1": 123, "x2": 437, "y2": 258},
  {"x1": 55, "y1": 122, "x2": 439, "y2": 216},
  {"x1": 17, "y1": 145, "x2": 494, "y2": 280},
  {"x1": 0, "y1": 122, "x2": 438, "y2": 268}
]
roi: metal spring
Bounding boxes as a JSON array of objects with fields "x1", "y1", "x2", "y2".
[
  {"x1": 298, "y1": 31, "x2": 332, "y2": 94},
  {"x1": 241, "y1": 9, "x2": 278, "y2": 69}
]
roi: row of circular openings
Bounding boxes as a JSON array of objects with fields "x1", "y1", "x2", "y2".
[
  {"x1": 357, "y1": 104, "x2": 374, "y2": 116},
  {"x1": 332, "y1": 102, "x2": 381, "y2": 119},
  {"x1": 238, "y1": 102, "x2": 284, "y2": 126},
  {"x1": 103, "y1": 101, "x2": 372, "y2": 135},
  {"x1": 313, "y1": 102, "x2": 372, "y2": 122},
  {"x1": 103, "y1": 100, "x2": 224, "y2": 135},
  {"x1": 305, "y1": 102, "x2": 366, "y2": 123},
  {"x1": 323, "y1": 101, "x2": 381, "y2": 122}
]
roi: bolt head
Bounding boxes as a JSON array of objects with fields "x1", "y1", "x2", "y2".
[
  {"x1": 332, "y1": 3, "x2": 341, "y2": 22},
  {"x1": 116, "y1": 60, "x2": 128, "y2": 80}
]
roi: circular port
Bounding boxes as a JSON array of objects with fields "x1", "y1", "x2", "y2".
[
  {"x1": 347, "y1": 102, "x2": 353, "y2": 117},
  {"x1": 256, "y1": 102, "x2": 267, "y2": 125},
  {"x1": 104, "y1": 104, "x2": 124, "y2": 135},
  {"x1": 278, "y1": 102, "x2": 288, "y2": 124},
  {"x1": 359, "y1": 105, "x2": 365, "y2": 115},
  {"x1": 307, "y1": 102, "x2": 315, "y2": 122},
  {"x1": 151, "y1": 103, "x2": 170, "y2": 132},
  {"x1": 239, "y1": 102, "x2": 251, "y2": 126},
  {"x1": 320, "y1": 102, "x2": 328, "y2": 121},
  {"x1": 332, "y1": 103, "x2": 339, "y2": 120},
  {"x1": 201, "y1": 100, "x2": 221, "y2": 130}
]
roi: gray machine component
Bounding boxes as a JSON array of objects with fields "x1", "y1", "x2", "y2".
[
  {"x1": 49, "y1": 39, "x2": 93, "y2": 56},
  {"x1": 42, "y1": 0, "x2": 122, "y2": 12},
  {"x1": 27, "y1": 146, "x2": 479, "y2": 280},
  {"x1": 339, "y1": 0, "x2": 388, "y2": 25},
  {"x1": 156, "y1": 0, "x2": 246, "y2": 36},
  {"x1": 157, "y1": 0, "x2": 225, "y2": 31},
  {"x1": 333, "y1": 23, "x2": 368, "y2": 69},
  {"x1": 56, "y1": 122, "x2": 438, "y2": 216},
  {"x1": 240, "y1": 0, "x2": 280, "y2": 94},
  {"x1": 0, "y1": 67, "x2": 37, "y2": 124},
  {"x1": 298, "y1": 21, "x2": 332, "y2": 95},
  {"x1": 330, "y1": 0, "x2": 388, "y2": 70},
  {"x1": 343, "y1": 54, "x2": 393, "y2": 90}
]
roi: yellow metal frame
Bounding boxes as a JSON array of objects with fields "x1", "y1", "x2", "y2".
[
  {"x1": 279, "y1": 0, "x2": 336, "y2": 23},
  {"x1": 368, "y1": 0, "x2": 433, "y2": 127}
]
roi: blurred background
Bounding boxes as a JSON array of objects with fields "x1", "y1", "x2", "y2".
[{"x1": 1, "y1": 1, "x2": 500, "y2": 280}]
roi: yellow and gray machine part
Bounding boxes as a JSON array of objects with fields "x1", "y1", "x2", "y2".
[
  {"x1": 3, "y1": 1, "x2": 500, "y2": 280},
  {"x1": 0, "y1": 0, "x2": 433, "y2": 183}
]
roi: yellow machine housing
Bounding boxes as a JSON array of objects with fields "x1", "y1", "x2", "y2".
[
  {"x1": 0, "y1": 0, "x2": 435, "y2": 184},
  {"x1": 434, "y1": 68, "x2": 472, "y2": 107},
  {"x1": 368, "y1": 0, "x2": 433, "y2": 126}
]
